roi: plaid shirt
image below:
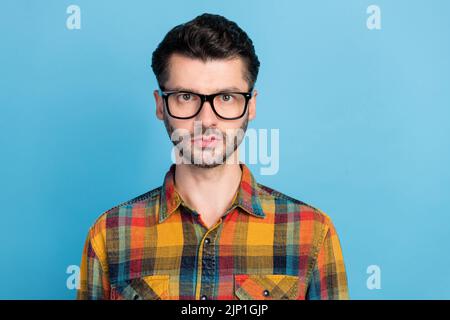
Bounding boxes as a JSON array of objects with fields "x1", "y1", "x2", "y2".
[{"x1": 77, "y1": 162, "x2": 349, "y2": 300}]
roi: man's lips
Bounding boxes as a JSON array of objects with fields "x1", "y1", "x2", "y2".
[
  {"x1": 191, "y1": 136, "x2": 222, "y2": 147},
  {"x1": 192, "y1": 136, "x2": 221, "y2": 141}
]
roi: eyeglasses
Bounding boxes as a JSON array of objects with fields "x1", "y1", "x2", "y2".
[{"x1": 159, "y1": 89, "x2": 253, "y2": 120}]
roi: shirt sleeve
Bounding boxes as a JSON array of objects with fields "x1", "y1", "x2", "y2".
[
  {"x1": 306, "y1": 217, "x2": 349, "y2": 300},
  {"x1": 76, "y1": 229, "x2": 111, "y2": 300}
]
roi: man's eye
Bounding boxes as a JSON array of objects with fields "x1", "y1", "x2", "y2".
[
  {"x1": 220, "y1": 94, "x2": 233, "y2": 102},
  {"x1": 181, "y1": 93, "x2": 191, "y2": 101}
]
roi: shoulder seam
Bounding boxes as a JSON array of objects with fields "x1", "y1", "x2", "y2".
[
  {"x1": 256, "y1": 183, "x2": 316, "y2": 208},
  {"x1": 103, "y1": 186, "x2": 161, "y2": 214},
  {"x1": 89, "y1": 186, "x2": 161, "y2": 229},
  {"x1": 112, "y1": 186, "x2": 161, "y2": 208}
]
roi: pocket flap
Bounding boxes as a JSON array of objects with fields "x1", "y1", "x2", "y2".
[
  {"x1": 110, "y1": 275, "x2": 170, "y2": 300},
  {"x1": 234, "y1": 274, "x2": 298, "y2": 300}
]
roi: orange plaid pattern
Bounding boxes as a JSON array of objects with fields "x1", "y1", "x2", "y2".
[{"x1": 77, "y1": 162, "x2": 349, "y2": 300}]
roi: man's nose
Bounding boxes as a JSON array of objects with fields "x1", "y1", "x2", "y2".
[{"x1": 196, "y1": 100, "x2": 219, "y2": 127}]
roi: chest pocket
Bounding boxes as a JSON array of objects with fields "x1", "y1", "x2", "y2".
[
  {"x1": 234, "y1": 274, "x2": 299, "y2": 300},
  {"x1": 110, "y1": 275, "x2": 170, "y2": 300}
]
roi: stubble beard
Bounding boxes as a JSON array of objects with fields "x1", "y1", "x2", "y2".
[{"x1": 163, "y1": 113, "x2": 248, "y2": 169}]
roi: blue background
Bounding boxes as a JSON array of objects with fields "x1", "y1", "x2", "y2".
[{"x1": 1, "y1": 0, "x2": 449, "y2": 299}]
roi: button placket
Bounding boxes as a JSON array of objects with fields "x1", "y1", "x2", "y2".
[{"x1": 197, "y1": 225, "x2": 220, "y2": 300}]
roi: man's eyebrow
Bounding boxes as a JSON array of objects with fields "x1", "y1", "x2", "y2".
[{"x1": 165, "y1": 86, "x2": 247, "y2": 93}]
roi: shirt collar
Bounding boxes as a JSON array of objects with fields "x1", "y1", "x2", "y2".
[{"x1": 158, "y1": 162, "x2": 265, "y2": 223}]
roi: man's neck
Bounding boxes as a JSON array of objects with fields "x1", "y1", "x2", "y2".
[{"x1": 174, "y1": 161, "x2": 242, "y2": 229}]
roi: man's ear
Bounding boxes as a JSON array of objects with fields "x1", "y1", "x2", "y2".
[
  {"x1": 154, "y1": 89, "x2": 164, "y2": 120},
  {"x1": 248, "y1": 89, "x2": 257, "y2": 121}
]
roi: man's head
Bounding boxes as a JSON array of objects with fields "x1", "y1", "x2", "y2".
[{"x1": 151, "y1": 13, "x2": 260, "y2": 168}]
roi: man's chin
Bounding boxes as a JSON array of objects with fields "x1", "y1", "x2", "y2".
[
  {"x1": 191, "y1": 162, "x2": 222, "y2": 169},
  {"x1": 191, "y1": 155, "x2": 225, "y2": 168},
  {"x1": 174, "y1": 144, "x2": 239, "y2": 167},
  {"x1": 179, "y1": 153, "x2": 231, "y2": 168}
]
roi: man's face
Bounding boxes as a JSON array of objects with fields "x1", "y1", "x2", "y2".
[{"x1": 153, "y1": 53, "x2": 257, "y2": 168}]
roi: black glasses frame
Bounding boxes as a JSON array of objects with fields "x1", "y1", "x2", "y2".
[{"x1": 159, "y1": 89, "x2": 253, "y2": 120}]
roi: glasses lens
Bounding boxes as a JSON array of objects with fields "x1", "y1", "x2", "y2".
[
  {"x1": 167, "y1": 92, "x2": 201, "y2": 118},
  {"x1": 213, "y1": 93, "x2": 246, "y2": 119}
]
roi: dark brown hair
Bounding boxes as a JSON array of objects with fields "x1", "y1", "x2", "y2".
[{"x1": 151, "y1": 13, "x2": 260, "y2": 90}]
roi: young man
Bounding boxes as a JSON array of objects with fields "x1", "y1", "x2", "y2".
[{"x1": 77, "y1": 13, "x2": 349, "y2": 300}]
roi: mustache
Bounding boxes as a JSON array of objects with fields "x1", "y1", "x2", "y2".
[
  {"x1": 169, "y1": 125, "x2": 226, "y2": 142},
  {"x1": 191, "y1": 128, "x2": 224, "y2": 140},
  {"x1": 170, "y1": 127, "x2": 244, "y2": 147}
]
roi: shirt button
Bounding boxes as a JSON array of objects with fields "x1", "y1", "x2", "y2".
[
  {"x1": 204, "y1": 238, "x2": 210, "y2": 245},
  {"x1": 201, "y1": 295, "x2": 208, "y2": 300},
  {"x1": 263, "y1": 290, "x2": 270, "y2": 297}
]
